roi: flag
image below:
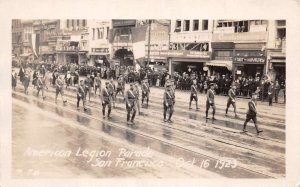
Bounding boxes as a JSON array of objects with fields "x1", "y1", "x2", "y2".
[
  {"x1": 131, "y1": 26, "x2": 147, "y2": 65},
  {"x1": 31, "y1": 33, "x2": 39, "y2": 58}
]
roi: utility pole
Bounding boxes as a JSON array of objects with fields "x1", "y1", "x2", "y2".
[{"x1": 147, "y1": 19, "x2": 152, "y2": 67}]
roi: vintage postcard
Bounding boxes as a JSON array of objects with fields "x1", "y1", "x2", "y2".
[{"x1": 1, "y1": 0, "x2": 300, "y2": 187}]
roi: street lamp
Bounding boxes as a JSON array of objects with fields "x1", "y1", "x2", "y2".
[{"x1": 147, "y1": 19, "x2": 152, "y2": 67}]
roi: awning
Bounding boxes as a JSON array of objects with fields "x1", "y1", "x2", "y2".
[
  {"x1": 270, "y1": 59, "x2": 285, "y2": 63},
  {"x1": 206, "y1": 60, "x2": 233, "y2": 71},
  {"x1": 19, "y1": 53, "x2": 32, "y2": 57}
]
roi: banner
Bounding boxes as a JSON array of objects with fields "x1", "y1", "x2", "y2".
[
  {"x1": 31, "y1": 33, "x2": 39, "y2": 58},
  {"x1": 131, "y1": 26, "x2": 147, "y2": 64}
]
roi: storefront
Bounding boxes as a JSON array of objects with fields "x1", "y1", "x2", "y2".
[
  {"x1": 233, "y1": 49, "x2": 266, "y2": 79},
  {"x1": 147, "y1": 50, "x2": 211, "y2": 75},
  {"x1": 89, "y1": 47, "x2": 110, "y2": 67},
  {"x1": 209, "y1": 42, "x2": 234, "y2": 77},
  {"x1": 267, "y1": 50, "x2": 286, "y2": 82}
]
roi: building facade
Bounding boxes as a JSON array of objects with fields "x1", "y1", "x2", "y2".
[
  {"x1": 56, "y1": 19, "x2": 88, "y2": 64},
  {"x1": 168, "y1": 19, "x2": 213, "y2": 75},
  {"x1": 212, "y1": 20, "x2": 269, "y2": 79}
]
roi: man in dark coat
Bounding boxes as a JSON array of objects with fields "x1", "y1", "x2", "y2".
[
  {"x1": 268, "y1": 81, "x2": 275, "y2": 106},
  {"x1": 242, "y1": 94, "x2": 263, "y2": 135},
  {"x1": 274, "y1": 80, "x2": 281, "y2": 103},
  {"x1": 22, "y1": 72, "x2": 30, "y2": 95},
  {"x1": 141, "y1": 79, "x2": 150, "y2": 106}
]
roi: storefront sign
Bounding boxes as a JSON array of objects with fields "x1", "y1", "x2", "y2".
[
  {"x1": 146, "y1": 50, "x2": 211, "y2": 59},
  {"x1": 234, "y1": 57, "x2": 266, "y2": 63},
  {"x1": 92, "y1": 48, "x2": 109, "y2": 53},
  {"x1": 112, "y1": 20, "x2": 136, "y2": 27}
]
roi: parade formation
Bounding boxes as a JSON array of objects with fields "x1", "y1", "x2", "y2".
[{"x1": 12, "y1": 62, "x2": 279, "y2": 135}]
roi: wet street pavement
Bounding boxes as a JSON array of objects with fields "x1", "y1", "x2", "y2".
[{"x1": 12, "y1": 81, "x2": 285, "y2": 178}]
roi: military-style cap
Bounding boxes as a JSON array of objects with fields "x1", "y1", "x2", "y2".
[{"x1": 105, "y1": 82, "x2": 110, "y2": 85}]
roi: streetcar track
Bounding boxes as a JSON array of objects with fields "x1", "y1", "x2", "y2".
[{"x1": 12, "y1": 91, "x2": 283, "y2": 178}]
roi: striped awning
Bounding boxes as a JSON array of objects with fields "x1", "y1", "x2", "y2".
[{"x1": 205, "y1": 60, "x2": 233, "y2": 71}]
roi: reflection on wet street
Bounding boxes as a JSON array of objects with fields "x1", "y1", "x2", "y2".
[{"x1": 12, "y1": 83, "x2": 285, "y2": 178}]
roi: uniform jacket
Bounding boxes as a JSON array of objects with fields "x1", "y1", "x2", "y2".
[
  {"x1": 84, "y1": 78, "x2": 93, "y2": 88},
  {"x1": 190, "y1": 84, "x2": 197, "y2": 96},
  {"x1": 101, "y1": 87, "x2": 111, "y2": 102},
  {"x1": 142, "y1": 82, "x2": 150, "y2": 93},
  {"x1": 247, "y1": 101, "x2": 257, "y2": 116},
  {"x1": 55, "y1": 78, "x2": 64, "y2": 89},
  {"x1": 125, "y1": 89, "x2": 136, "y2": 105},
  {"x1": 77, "y1": 85, "x2": 86, "y2": 98},
  {"x1": 94, "y1": 77, "x2": 101, "y2": 87},
  {"x1": 206, "y1": 89, "x2": 215, "y2": 103},
  {"x1": 164, "y1": 91, "x2": 174, "y2": 105},
  {"x1": 228, "y1": 88, "x2": 236, "y2": 101}
]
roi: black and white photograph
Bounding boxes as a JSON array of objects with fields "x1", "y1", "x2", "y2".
[
  {"x1": 1, "y1": 0, "x2": 300, "y2": 187},
  {"x1": 11, "y1": 19, "x2": 286, "y2": 178}
]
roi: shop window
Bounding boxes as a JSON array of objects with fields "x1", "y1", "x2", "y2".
[
  {"x1": 72, "y1": 20, "x2": 75, "y2": 28},
  {"x1": 175, "y1": 20, "x2": 181, "y2": 32},
  {"x1": 202, "y1": 20, "x2": 208, "y2": 30},
  {"x1": 193, "y1": 20, "x2": 199, "y2": 31},
  {"x1": 77, "y1": 19, "x2": 80, "y2": 27},
  {"x1": 183, "y1": 20, "x2": 190, "y2": 31},
  {"x1": 82, "y1": 20, "x2": 86, "y2": 27},
  {"x1": 67, "y1": 20, "x2": 69, "y2": 28}
]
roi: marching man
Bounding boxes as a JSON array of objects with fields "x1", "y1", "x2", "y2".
[
  {"x1": 55, "y1": 75, "x2": 67, "y2": 104},
  {"x1": 206, "y1": 83, "x2": 216, "y2": 120},
  {"x1": 141, "y1": 79, "x2": 150, "y2": 106},
  {"x1": 115, "y1": 75, "x2": 125, "y2": 100},
  {"x1": 101, "y1": 82, "x2": 112, "y2": 119},
  {"x1": 189, "y1": 79, "x2": 200, "y2": 110},
  {"x1": 77, "y1": 80, "x2": 87, "y2": 111},
  {"x1": 225, "y1": 85, "x2": 238, "y2": 118},
  {"x1": 36, "y1": 74, "x2": 46, "y2": 100},
  {"x1": 242, "y1": 94, "x2": 263, "y2": 135},
  {"x1": 125, "y1": 83, "x2": 137, "y2": 125},
  {"x1": 163, "y1": 85, "x2": 175, "y2": 123},
  {"x1": 94, "y1": 73, "x2": 102, "y2": 97}
]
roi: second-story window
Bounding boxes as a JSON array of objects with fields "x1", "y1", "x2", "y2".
[
  {"x1": 175, "y1": 20, "x2": 181, "y2": 32},
  {"x1": 92, "y1": 28, "x2": 95, "y2": 40},
  {"x1": 202, "y1": 20, "x2": 208, "y2": 30},
  {"x1": 82, "y1": 20, "x2": 86, "y2": 27},
  {"x1": 183, "y1": 20, "x2": 190, "y2": 31},
  {"x1": 193, "y1": 20, "x2": 199, "y2": 31}
]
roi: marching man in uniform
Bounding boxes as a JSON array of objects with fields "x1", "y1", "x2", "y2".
[
  {"x1": 115, "y1": 75, "x2": 125, "y2": 100},
  {"x1": 163, "y1": 85, "x2": 175, "y2": 123},
  {"x1": 101, "y1": 82, "x2": 112, "y2": 119},
  {"x1": 206, "y1": 83, "x2": 216, "y2": 120},
  {"x1": 189, "y1": 79, "x2": 200, "y2": 110},
  {"x1": 94, "y1": 73, "x2": 102, "y2": 97},
  {"x1": 141, "y1": 79, "x2": 150, "y2": 106},
  {"x1": 36, "y1": 74, "x2": 46, "y2": 100},
  {"x1": 242, "y1": 94, "x2": 263, "y2": 135},
  {"x1": 55, "y1": 75, "x2": 67, "y2": 104},
  {"x1": 125, "y1": 83, "x2": 137, "y2": 125},
  {"x1": 84, "y1": 74, "x2": 93, "y2": 102},
  {"x1": 77, "y1": 80, "x2": 87, "y2": 111},
  {"x1": 225, "y1": 85, "x2": 238, "y2": 118}
]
